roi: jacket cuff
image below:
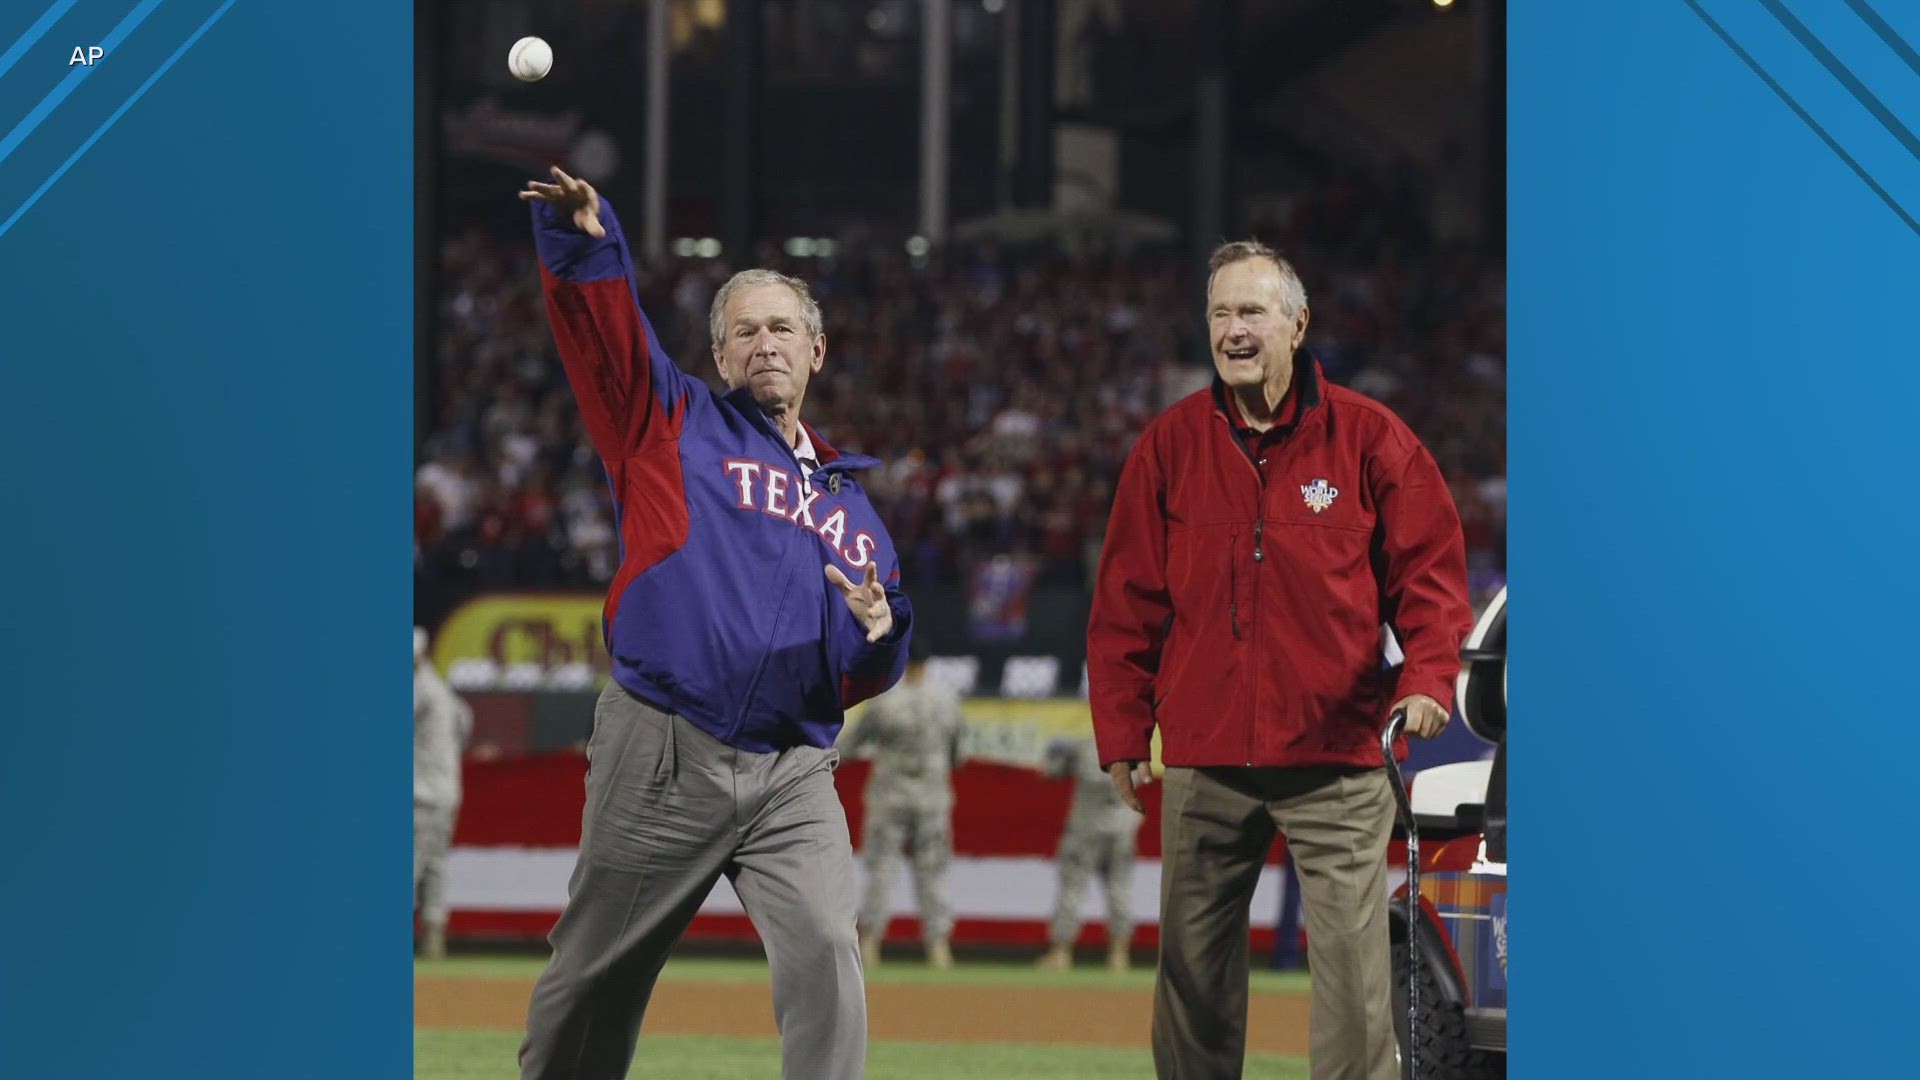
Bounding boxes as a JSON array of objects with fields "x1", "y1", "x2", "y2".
[
  {"x1": 1393, "y1": 669, "x2": 1458, "y2": 715},
  {"x1": 1092, "y1": 717, "x2": 1154, "y2": 770}
]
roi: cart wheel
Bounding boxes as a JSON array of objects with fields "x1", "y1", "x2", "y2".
[{"x1": 1391, "y1": 937, "x2": 1502, "y2": 1080}]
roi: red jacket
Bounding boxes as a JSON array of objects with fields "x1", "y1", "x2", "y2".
[{"x1": 1087, "y1": 362, "x2": 1473, "y2": 770}]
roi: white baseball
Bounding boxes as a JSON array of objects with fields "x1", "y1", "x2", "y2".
[{"x1": 508, "y1": 36, "x2": 553, "y2": 83}]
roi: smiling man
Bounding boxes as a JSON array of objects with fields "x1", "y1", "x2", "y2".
[
  {"x1": 1086, "y1": 240, "x2": 1473, "y2": 1080},
  {"x1": 514, "y1": 168, "x2": 912, "y2": 1080}
]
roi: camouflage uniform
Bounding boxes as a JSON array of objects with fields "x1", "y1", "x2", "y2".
[
  {"x1": 843, "y1": 681, "x2": 968, "y2": 947},
  {"x1": 414, "y1": 644, "x2": 473, "y2": 954},
  {"x1": 1045, "y1": 738, "x2": 1141, "y2": 950}
]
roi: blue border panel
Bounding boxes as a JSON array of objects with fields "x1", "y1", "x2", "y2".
[
  {"x1": 0, "y1": 2, "x2": 411, "y2": 1077},
  {"x1": 1515, "y1": 1, "x2": 1915, "y2": 1076}
]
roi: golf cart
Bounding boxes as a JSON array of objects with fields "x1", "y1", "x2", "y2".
[{"x1": 1387, "y1": 586, "x2": 1506, "y2": 1079}]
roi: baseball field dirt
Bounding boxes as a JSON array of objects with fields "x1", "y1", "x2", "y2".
[{"x1": 417, "y1": 956, "x2": 1314, "y2": 1055}]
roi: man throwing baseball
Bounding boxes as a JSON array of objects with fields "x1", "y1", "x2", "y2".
[{"x1": 516, "y1": 168, "x2": 913, "y2": 1080}]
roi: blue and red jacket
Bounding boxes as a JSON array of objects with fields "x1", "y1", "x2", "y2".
[{"x1": 532, "y1": 199, "x2": 913, "y2": 753}]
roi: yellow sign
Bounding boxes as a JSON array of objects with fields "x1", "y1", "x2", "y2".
[
  {"x1": 429, "y1": 593, "x2": 1156, "y2": 764},
  {"x1": 431, "y1": 594, "x2": 607, "y2": 673}
]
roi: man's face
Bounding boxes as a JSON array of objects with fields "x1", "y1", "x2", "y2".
[
  {"x1": 712, "y1": 284, "x2": 826, "y2": 414},
  {"x1": 1207, "y1": 259, "x2": 1309, "y2": 390}
]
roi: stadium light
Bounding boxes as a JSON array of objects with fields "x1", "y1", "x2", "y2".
[
  {"x1": 816, "y1": 239, "x2": 837, "y2": 258},
  {"x1": 982, "y1": 0, "x2": 1004, "y2": 13},
  {"x1": 1433, "y1": 0, "x2": 1455, "y2": 7},
  {"x1": 672, "y1": 237, "x2": 697, "y2": 257},
  {"x1": 905, "y1": 235, "x2": 931, "y2": 257},
  {"x1": 695, "y1": 237, "x2": 722, "y2": 259}
]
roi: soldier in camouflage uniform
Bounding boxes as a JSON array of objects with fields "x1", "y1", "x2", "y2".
[
  {"x1": 415, "y1": 627, "x2": 473, "y2": 960},
  {"x1": 1037, "y1": 735, "x2": 1142, "y2": 972},
  {"x1": 842, "y1": 642, "x2": 968, "y2": 968}
]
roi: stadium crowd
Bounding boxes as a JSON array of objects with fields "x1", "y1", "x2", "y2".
[{"x1": 414, "y1": 184, "x2": 1505, "y2": 632}]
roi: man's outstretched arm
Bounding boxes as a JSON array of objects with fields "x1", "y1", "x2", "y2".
[{"x1": 522, "y1": 166, "x2": 703, "y2": 459}]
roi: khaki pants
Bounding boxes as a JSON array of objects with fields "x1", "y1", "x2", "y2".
[{"x1": 1153, "y1": 765, "x2": 1396, "y2": 1080}]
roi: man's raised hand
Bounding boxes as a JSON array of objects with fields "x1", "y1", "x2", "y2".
[
  {"x1": 519, "y1": 165, "x2": 605, "y2": 238},
  {"x1": 826, "y1": 563, "x2": 894, "y2": 643}
]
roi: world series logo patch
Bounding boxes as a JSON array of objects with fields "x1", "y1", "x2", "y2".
[{"x1": 1300, "y1": 478, "x2": 1339, "y2": 513}]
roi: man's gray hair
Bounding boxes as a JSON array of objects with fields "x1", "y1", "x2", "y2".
[
  {"x1": 708, "y1": 268, "x2": 825, "y2": 347},
  {"x1": 1207, "y1": 240, "x2": 1309, "y2": 316}
]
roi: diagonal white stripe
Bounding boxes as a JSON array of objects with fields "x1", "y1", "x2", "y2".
[
  {"x1": 0, "y1": 0, "x2": 163, "y2": 166},
  {"x1": 0, "y1": 0, "x2": 238, "y2": 241},
  {"x1": 0, "y1": 0, "x2": 81, "y2": 81}
]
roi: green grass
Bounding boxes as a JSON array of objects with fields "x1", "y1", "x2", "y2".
[
  {"x1": 417, "y1": 955, "x2": 1312, "y2": 995},
  {"x1": 417, "y1": 1030, "x2": 1311, "y2": 1080}
]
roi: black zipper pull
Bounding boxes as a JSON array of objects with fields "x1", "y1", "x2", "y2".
[{"x1": 1253, "y1": 520, "x2": 1264, "y2": 562}]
